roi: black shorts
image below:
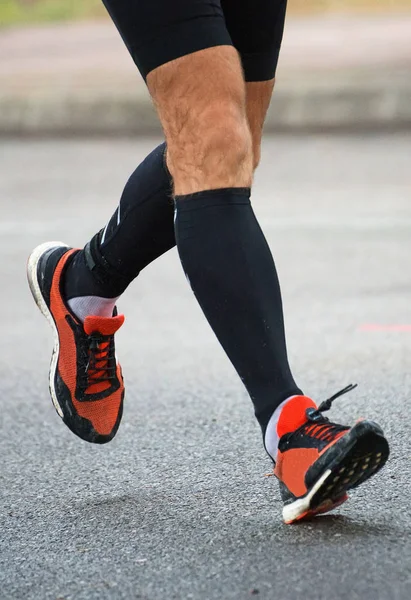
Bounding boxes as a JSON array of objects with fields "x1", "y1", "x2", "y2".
[{"x1": 102, "y1": 0, "x2": 287, "y2": 82}]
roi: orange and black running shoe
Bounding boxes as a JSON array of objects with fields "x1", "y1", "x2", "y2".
[
  {"x1": 273, "y1": 385, "x2": 389, "y2": 524},
  {"x1": 27, "y1": 242, "x2": 125, "y2": 444}
]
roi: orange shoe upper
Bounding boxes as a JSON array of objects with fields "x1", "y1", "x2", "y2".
[
  {"x1": 50, "y1": 250, "x2": 125, "y2": 437},
  {"x1": 274, "y1": 396, "x2": 348, "y2": 498}
]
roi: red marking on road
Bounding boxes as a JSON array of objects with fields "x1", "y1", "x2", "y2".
[{"x1": 359, "y1": 324, "x2": 411, "y2": 332}]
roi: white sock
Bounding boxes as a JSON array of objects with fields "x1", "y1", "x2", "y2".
[
  {"x1": 264, "y1": 396, "x2": 299, "y2": 462},
  {"x1": 68, "y1": 295, "x2": 119, "y2": 323}
]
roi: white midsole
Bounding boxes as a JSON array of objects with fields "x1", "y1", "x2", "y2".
[
  {"x1": 27, "y1": 241, "x2": 68, "y2": 419},
  {"x1": 282, "y1": 469, "x2": 332, "y2": 524}
]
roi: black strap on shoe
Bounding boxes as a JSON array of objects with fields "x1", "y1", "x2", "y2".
[{"x1": 84, "y1": 231, "x2": 131, "y2": 289}]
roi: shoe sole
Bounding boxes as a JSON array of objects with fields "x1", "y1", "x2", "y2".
[
  {"x1": 282, "y1": 424, "x2": 389, "y2": 524},
  {"x1": 27, "y1": 241, "x2": 68, "y2": 420}
]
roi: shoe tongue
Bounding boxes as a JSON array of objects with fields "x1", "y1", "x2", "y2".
[
  {"x1": 277, "y1": 396, "x2": 318, "y2": 438},
  {"x1": 84, "y1": 314, "x2": 125, "y2": 336}
]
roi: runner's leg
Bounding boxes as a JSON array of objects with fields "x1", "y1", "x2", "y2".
[{"x1": 146, "y1": 42, "x2": 302, "y2": 431}]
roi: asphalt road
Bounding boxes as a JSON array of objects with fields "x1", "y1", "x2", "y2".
[{"x1": 1, "y1": 135, "x2": 410, "y2": 600}]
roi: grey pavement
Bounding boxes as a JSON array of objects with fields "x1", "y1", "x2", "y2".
[
  {"x1": 1, "y1": 13, "x2": 411, "y2": 134},
  {"x1": 1, "y1": 134, "x2": 411, "y2": 599}
]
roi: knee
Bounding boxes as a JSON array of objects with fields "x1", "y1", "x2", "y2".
[
  {"x1": 200, "y1": 102, "x2": 252, "y2": 166},
  {"x1": 167, "y1": 100, "x2": 253, "y2": 192}
]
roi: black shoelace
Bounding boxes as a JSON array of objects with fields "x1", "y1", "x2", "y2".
[
  {"x1": 298, "y1": 384, "x2": 358, "y2": 443},
  {"x1": 81, "y1": 333, "x2": 117, "y2": 387},
  {"x1": 306, "y1": 383, "x2": 358, "y2": 422}
]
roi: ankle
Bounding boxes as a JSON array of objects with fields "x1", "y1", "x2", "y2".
[{"x1": 67, "y1": 295, "x2": 119, "y2": 322}]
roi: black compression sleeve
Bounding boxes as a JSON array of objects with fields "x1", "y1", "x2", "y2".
[{"x1": 174, "y1": 187, "x2": 302, "y2": 431}]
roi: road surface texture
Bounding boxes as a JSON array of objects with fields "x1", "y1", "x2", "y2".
[{"x1": 0, "y1": 135, "x2": 410, "y2": 600}]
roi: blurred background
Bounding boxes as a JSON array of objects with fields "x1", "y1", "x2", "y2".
[
  {"x1": 1, "y1": 0, "x2": 411, "y2": 25},
  {"x1": 1, "y1": 0, "x2": 410, "y2": 134}
]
